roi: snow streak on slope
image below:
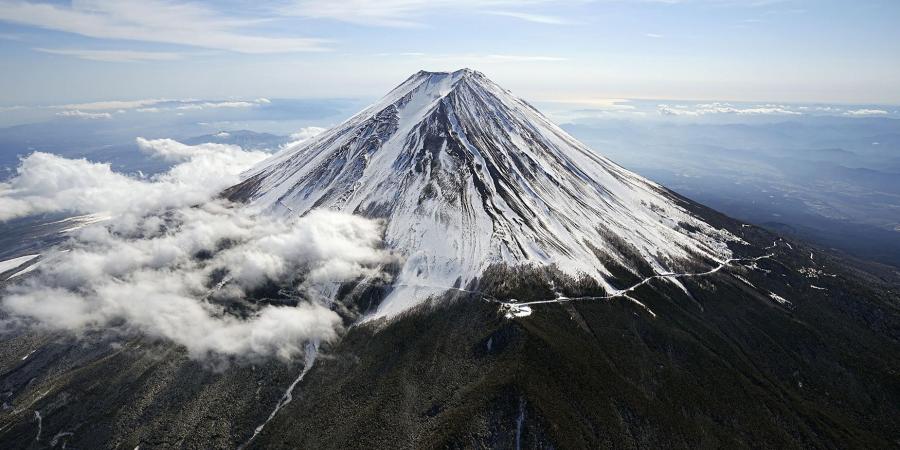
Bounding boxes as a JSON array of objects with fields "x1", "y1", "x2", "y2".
[
  {"x1": 0, "y1": 254, "x2": 39, "y2": 278},
  {"x1": 229, "y1": 69, "x2": 740, "y2": 318}
]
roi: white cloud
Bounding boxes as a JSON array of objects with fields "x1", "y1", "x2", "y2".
[
  {"x1": 374, "y1": 52, "x2": 426, "y2": 57},
  {"x1": 176, "y1": 101, "x2": 254, "y2": 110},
  {"x1": 0, "y1": 138, "x2": 393, "y2": 361},
  {"x1": 843, "y1": 108, "x2": 888, "y2": 117},
  {"x1": 34, "y1": 48, "x2": 184, "y2": 63},
  {"x1": 386, "y1": 52, "x2": 566, "y2": 63},
  {"x1": 645, "y1": 33, "x2": 664, "y2": 38},
  {"x1": 55, "y1": 109, "x2": 113, "y2": 119},
  {"x1": 551, "y1": 98, "x2": 635, "y2": 110},
  {"x1": 281, "y1": 126, "x2": 327, "y2": 149},
  {"x1": 538, "y1": 98, "x2": 644, "y2": 122},
  {"x1": 2, "y1": 206, "x2": 390, "y2": 360},
  {"x1": 657, "y1": 105, "x2": 697, "y2": 116},
  {"x1": 289, "y1": 126, "x2": 327, "y2": 143},
  {"x1": 50, "y1": 98, "x2": 270, "y2": 113},
  {"x1": 0, "y1": 138, "x2": 267, "y2": 221},
  {"x1": 482, "y1": 54, "x2": 567, "y2": 62},
  {"x1": 657, "y1": 102, "x2": 802, "y2": 116},
  {"x1": 174, "y1": 98, "x2": 271, "y2": 111},
  {"x1": 484, "y1": 10, "x2": 571, "y2": 25},
  {"x1": 55, "y1": 98, "x2": 173, "y2": 111},
  {"x1": 0, "y1": 0, "x2": 329, "y2": 53},
  {"x1": 281, "y1": 0, "x2": 563, "y2": 27},
  {"x1": 636, "y1": 0, "x2": 790, "y2": 5}
]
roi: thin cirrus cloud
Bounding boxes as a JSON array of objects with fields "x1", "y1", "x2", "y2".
[
  {"x1": 483, "y1": 10, "x2": 573, "y2": 25},
  {"x1": 379, "y1": 52, "x2": 567, "y2": 62},
  {"x1": 280, "y1": 0, "x2": 569, "y2": 27},
  {"x1": 0, "y1": 0, "x2": 329, "y2": 53},
  {"x1": 480, "y1": 54, "x2": 567, "y2": 62},
  {"x1": 34, "y1": 48, "x2": 185, "y2": 63}
]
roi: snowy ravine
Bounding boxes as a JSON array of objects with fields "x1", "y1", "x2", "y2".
[{"x1": 227, "y1": 69, "x2": 741, "y2": 319}]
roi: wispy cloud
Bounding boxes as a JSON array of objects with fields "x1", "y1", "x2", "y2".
[
  {"x1": 485, "y1": 10, "x2": 572, "y2": 25},
  {"x1": 481, "y1": 54, "x2": 567, "y2": 62},
  {"x1": 0, "y1": 0, "x2": 329, "y2": 53},
  {"x1": 380, "y1": 52, "x2": 566, "y2": 62},
  {"x1": 657, "y1": 102, "x2": 802, "y2": 116},
  {"x1": 843, "y1": 108, "x2": 888, "y2": 117},
  {"x1": 551, "y1": 98, "x2": 635, "y2": 110},
  {"x1": 49, "y1": 98, "x2": 271, "y2": 113},
  {"x1": 281, "y1": 0, "x2": 566, "y2": 27},
  {"x1": 35, "y1": 48, "x2": 185, "y2": 63},
  {"x1": 55, "y1": 109, "x2": 113, "y2": 119},
  {"x1": 645, "y1": 33, "x2": 664, "y2": 38},
  {"x1": 637, "y1": 0, "x2": 790, "y2": 5},
  {"x1": 282, "y1": 0, "x2": 439, "y2": 27},
  {"x1": 174, "y1": 98, "x2": 272, "y2": 111},
  {"x1": 285, "y1": 127, "x2": 327, "y2": 148},
  {"x1": 54, "y1": 98, "x2": 176, "y2": 111}
]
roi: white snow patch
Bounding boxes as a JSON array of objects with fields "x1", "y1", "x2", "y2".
[
  {"x1": 734, "y1": 274, "x2": 756, "y2": 288},
  {"x1": 50, "y1": 431, "x2": 74, "y2": 447},
  {"x1": 768, "y1": 292, "x2": 791, "y2": 305},
  {"x1": 33, "y1": 410, "x2": 42, "y2": 442},
  {"x1": 0, "y1": 254, "x2": 39, "y2": 277},
  {"x1": 240, "y1": 342, "x2": 318, "y2": 449}
]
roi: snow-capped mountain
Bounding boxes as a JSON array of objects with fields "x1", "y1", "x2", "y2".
[
  {"x1": 228, "y1": 69, "x2": 739, "y2": 317},
  {"x1": 4, "y1": 71, "x2": 899, "y2": 450}
]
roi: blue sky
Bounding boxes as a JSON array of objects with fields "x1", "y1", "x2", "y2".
[{"x1": 1, "y1": 0, "x2": 899, "y2": 106}]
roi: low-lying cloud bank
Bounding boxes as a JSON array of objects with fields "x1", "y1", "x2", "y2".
[
  {"x1": 1, "y1": 138, "x2": 391, "y2": 360},
  {"x1": 0, "y1": 138, "x2": 266, "y2": 221},
  {"x1": 843, "y1": 108, "x2": 888, "y2": 117},
  {"x1": 657, "y1": 102, "x2": 802, "y2": 117}
]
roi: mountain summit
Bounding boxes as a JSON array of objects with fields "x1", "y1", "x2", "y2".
[{"x1": 228, "y1": 69, "x2": 738, "y2": 317}]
